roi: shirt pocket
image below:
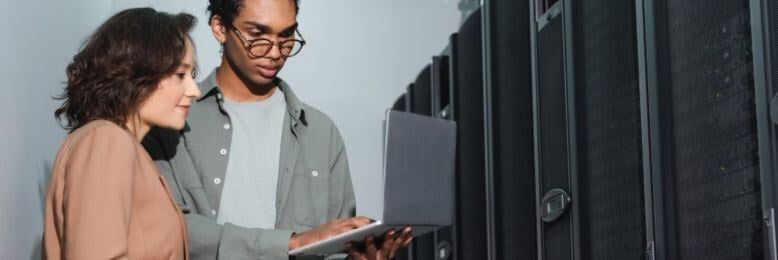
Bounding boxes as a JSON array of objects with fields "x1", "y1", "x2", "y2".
[{"x1": 290, "y1": 165, "x2": 331, "y2": 227}]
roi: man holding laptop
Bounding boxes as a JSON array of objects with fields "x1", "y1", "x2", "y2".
[{"x1": 143, "y1": 0, "x2": 411, "y2": 259}]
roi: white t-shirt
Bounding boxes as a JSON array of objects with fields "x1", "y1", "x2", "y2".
[{"x1": 216, "y1": 89, "x2": 286, "y2": 229}]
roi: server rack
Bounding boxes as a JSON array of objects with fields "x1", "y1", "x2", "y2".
[
  {"x1": 432, "y1": 53, "x2": 455, "y2": 260},
  {"x1": 637, "y1": 0, "x2": 766, "y2": 259},
  {"x1": 393, "y1": 0, "x2": 778, "y2": 259},
  {"x1": 450, "y1": 8, "x2": 490, "y2": 260},
  {"x1": 569, "y1": 0, "x2": 646, "y2": 259},
  {"x1": 411, "y1": 65, "x2": 433, "y2": 117},
  {"x1": 530, "y1": 0, "x2": 648, "y2": 259},
  {"x1": 751, "y1": 0, "x2": 778, "y2": 256},
  {"x1": 482, "y1": 0, "x2": 537, "y2": 259},
  {"x1": 530, "y1": 1, "x2": 575, "y2": 259}
]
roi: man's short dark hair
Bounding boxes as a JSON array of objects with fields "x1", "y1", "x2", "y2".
[{"x1": 207, "y1": 0, "x2": 300, "y2": 26}]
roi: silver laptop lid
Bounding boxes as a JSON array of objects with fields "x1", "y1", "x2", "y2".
[{"x1": 380, "y1": 110, "x2": 456, "y2": 226}]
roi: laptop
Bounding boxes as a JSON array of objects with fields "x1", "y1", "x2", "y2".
[{"x1": 288, "y1": 110, "x2": 457, "y2": 256}]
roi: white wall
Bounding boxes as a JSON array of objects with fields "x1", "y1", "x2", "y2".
[
  {"x1": 1, "y1": 0, "x2": 459, "y2": 258},
  {"x1": 0, "y1": 1, "x2": 112, "y2": 259}
]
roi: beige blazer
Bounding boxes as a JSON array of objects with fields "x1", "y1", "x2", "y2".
[{"x1": 43, "y1": 120, "x2": 188, "y2": 260}]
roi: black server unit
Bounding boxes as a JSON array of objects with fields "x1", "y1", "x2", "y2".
[
  {"x1": 753, "y1": 0, "x2": 778, "y2": 257},
  {"x1": 524, "y1": 0, "x2": 778, "y2": 258},
  {"x1": 530, "y1": 1, "x2": 574, "y2": 259},
  {"x1": 483, "y1": 0, "x2": 537, "y2": 259},
  {"x1": 450, "y1": 8, "x2": 489, "y2": 260},
  {"x1": 570, "y1": 0, "x2": 646, "y2": 259},
  {"x1": 433, "y1": 55, "x2": 451, "y2": 120},
  {"x1": 432, "y1": 54, "x2": 455, "y2": 260},
  {"x1": 638, "y1": 0, "x2": 776, "y2": 258},
  {"x1": 659, "y1": 0, "x2": 762, "y2": 258},
  {"x1": 410, "y1": 65, "x2": 433, "y2": 117},
  {"x1": 663, "y1": 6, "x2": 761, "y2": 257}
]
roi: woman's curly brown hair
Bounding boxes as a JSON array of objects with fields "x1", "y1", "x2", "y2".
[{"x1": 55, "y1": 7, "x2": 197, "y2": 132}]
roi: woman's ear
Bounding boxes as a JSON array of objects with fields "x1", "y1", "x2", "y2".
[{"x1": 211, "y1": 15, "x2": 227, "y2": 44}]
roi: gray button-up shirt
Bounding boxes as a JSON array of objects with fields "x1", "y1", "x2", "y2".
[{"x1": 143, "y1": 68, "x2": 356, "y2": 259}]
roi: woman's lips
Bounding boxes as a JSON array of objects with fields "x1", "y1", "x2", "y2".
[{"x1": 176, "y1": 105, "x2": 190, "y2": 116}]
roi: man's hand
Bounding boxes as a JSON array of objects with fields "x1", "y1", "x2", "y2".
[
  {"x1": 346, "y1": 227, "x2": 413, "y2": 260},
  {"x1": 288, "y1": 216, "x2": 373, "y2": 250}
]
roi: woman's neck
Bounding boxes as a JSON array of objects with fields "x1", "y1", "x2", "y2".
[{"x1": 125, "y1": 118, "x2": 150, "y2": 142}]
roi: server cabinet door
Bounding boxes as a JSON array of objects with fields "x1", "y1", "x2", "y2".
[
  {"x1": 638, "y1": 0, "x2": 765, "y2": 259},
  {"x1": 432, "y1": 54, "x2": 455, "y2": 260},
  {"x1": 484, "y1": 0, "x2": 537, "y2": 259},
  {"x1": 452, "y1": 9, "x2": 490, "y2": 260},
  {"x1": 569, "y1": 0, "x2": 646, "y2": 259},
  {"x1": 531, "y1": 1, "x2": 574, "y2": 259},
  {"x1": 752, "y1": 0, "x2": 778, "y2": 258}
]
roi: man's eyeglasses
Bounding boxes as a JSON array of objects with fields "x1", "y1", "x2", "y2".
[{"x1": 231, "y1": 26, "x2": 306, "y2": 58}]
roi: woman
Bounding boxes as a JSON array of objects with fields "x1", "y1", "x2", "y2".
[{"x1": 43, "y1": 8, "x2": 200, "y2": 259}]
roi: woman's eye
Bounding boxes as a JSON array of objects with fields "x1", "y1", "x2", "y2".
[{"x1": 176, "y1": 73, "x2": 186, "y2": 79}]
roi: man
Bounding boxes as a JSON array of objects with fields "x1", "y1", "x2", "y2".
[{"x1": 143, "y1": 0, "x2": 411, "y2": 259}]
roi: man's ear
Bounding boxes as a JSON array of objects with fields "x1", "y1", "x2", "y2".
[{"x1": 211, "y1": 15, "x2": 228, "y2": 44}]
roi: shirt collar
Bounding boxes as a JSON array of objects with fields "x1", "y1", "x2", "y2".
[{"x1": 198, "y1": 67, "x2": 307, "y2": 125}]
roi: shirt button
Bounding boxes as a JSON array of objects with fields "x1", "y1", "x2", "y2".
[
  {"x1": 224, "y1": 123, "x2": 231, "y2": 130},
  {"x1": 216, "y1": 93, "x2": 223, "y2": 100},
  {"x1": 214, "y1": 177, "x2": 221, "y2": 184},
  {"x1": 312, "y1": 170, "x2": 319, "y2": 177},
  {"x1": 219, "y1": 148, "x2": 228, "y2": 155}
]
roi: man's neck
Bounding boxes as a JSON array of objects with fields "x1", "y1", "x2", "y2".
[{"x1": 216, "y1": 60, "x2": 277, "y2": 103}]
